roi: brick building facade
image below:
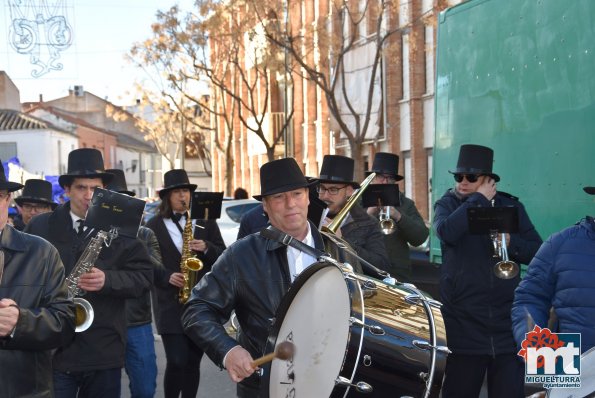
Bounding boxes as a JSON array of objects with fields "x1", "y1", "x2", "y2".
[{"x1": 211, "y1": 0, "x2": 465, "y2": 220}]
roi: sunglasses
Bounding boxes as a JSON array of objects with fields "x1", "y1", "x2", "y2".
[{"x1": 453, "y1": 174, "x2": 481, "y2": 183}]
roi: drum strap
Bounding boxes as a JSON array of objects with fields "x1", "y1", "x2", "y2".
[
  {"x1": 261, "y1": 227, "x2": 327, "y2": 260},
  {"x1": 261, "y1": 226, "x2": 391, "y2": 279}
]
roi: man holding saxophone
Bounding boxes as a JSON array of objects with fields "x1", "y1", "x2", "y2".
[
  {"x1": 26, "y1": 148, "x2": 153, "y2": 398},
  {"x1": 145, "y1": 168, "x2": 225, "y2": 398},
  {"x1": 433, "y1": 144, "x2": 542, "y2": 398}
]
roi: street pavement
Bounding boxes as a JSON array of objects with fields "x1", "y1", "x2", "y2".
[{"x1": 121, "y1": 333, "x2": 236, "y2": 398}]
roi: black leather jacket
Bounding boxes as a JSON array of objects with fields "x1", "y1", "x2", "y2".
[
  {"x1": 126, "y1": 226, "x2": 164, "y2": 326},
  {"x1": 0, "y1": 225, "x2": 76, "y2": 397},
  {"x1": 182, "y1": 225, "x2": 326, "y2": 376}
]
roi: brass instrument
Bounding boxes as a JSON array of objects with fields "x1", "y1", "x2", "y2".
[
  {"x1": 66, "y1": 228, "x2": 118, "y2": 332},
  {"x1": 323, "y1": 172, "x2": 376, "y2": 234},
  {"x1": 379, "y1": 206, "x2": 396, "y2": 235},
  {"x1": 178, "y1": 202, "x2": 204, "y2": 304},
  {"x1": 489, "y1": 199, "x2": 519, "y2": 279},
  {"x1": 491, "y1": 232, "x2": 519, "y2": 279},
  {"x1": 321, "y1": 173, "x2": 377, "y2": 274}
]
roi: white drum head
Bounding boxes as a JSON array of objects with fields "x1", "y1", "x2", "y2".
[
  {"x1": 548, "y1": 346, "x2": 595, "y2": 398},
  {"x1": 269, "y1": 265, "x2": 352, "y2": 397}
]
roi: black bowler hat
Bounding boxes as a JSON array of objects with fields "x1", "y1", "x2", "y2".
[
  {"x1": 0, "y1": 161, "x2": 24, "y2": 192},
  {"x1": 584, "y1": 187, "x2": 595, "y2": 195},
  {"x1": 106, "y1": 169, "x2": 135, "y2": 197},
  {"x1": 58, "y1": 148, "x2": 114, "y2": 188},
  {"x1": 253, "y1": 158, "x2": 315, "y2": 201},
  {"x1": 158, "y1": 169, "x2": 197, "y2": 199},
  {"x1": 366, "y1": 152, "x2": 404, "y2": 181},
  {"x1": 449, "y1": 144, "x2": 500, "y2": 182},
  {"x1": 14, "y1": 179, "x2": 57, "y2": 209},
  {"x1": 316, "y1": 155, "x2": 359, "y2": 188}
]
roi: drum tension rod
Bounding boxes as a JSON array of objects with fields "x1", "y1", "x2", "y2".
[
  {"x1": 335, "y1": 376, "x2": 373, "y2": 394},
  {"x1": 412, "y1": 340, "x2": 452, "y2": 354},
  {"x1": 349, "y1": 317, "x2": 385, "y2": 335}
]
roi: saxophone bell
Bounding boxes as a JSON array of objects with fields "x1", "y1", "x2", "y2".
[
  {"x1": 67, "y1": 229, "x2": 114, "y2": 332},
  {"x1": 74, "y1": 297, "x2": 94, "y2": 332}
]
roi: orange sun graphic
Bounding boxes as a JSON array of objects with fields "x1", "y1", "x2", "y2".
[{"x1": 518, "y1": 325, "x2": 566, "y2": 368}]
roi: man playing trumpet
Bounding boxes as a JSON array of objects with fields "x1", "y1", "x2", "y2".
[
  {"x1": 433, "y1": 144, "x2": 542, "y2": 398},
  {"x1": 365, "y1": 152, "x2": 429, "y2": 282},
  {"x1": 316, "y1": 155, "x2": 390, "y2": 272}
]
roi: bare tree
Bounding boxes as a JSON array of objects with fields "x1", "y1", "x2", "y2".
[
  {"x1": 126, "y1": 6, "x2": 214, "y2": 173},
  {"x1": 127, "y1": 4, "x2": 294, "y2": 194},
  {"x1": 186, "y1": 0, "x2": 296, "y2": 162},
  {"x1": 244, "y1": 0, "x2": 428, "y2": 179}
]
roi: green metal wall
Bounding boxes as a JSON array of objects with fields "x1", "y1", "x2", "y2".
[{"x1": 431, "y1": 0, "x2": 595, "y2": 263}]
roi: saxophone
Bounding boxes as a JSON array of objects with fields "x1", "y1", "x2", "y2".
[
  {"x1": 179, "y1": 203, "x2": 204, "y2": 304},
  {"x1": 66, "y1": 228, "x2": 118, "y2": 332}
]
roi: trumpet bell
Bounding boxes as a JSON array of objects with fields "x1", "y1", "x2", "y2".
[
  {"x1": 74, "y1": 297, "x2": 94, "y2": 333},
  {"x1": 184, "y1": 257, "x2": 204, "y2": 272},
  {"x1": 380, "y1": 219, "x2": 396, "y2": 235},
  {"x1": 494, "y1": 260, "x2": 519, "y2": 280}
]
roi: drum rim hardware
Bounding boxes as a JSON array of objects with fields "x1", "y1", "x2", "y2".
[
  {"x1": 399, "y1": 283, "x2": 450, "y2": 398},
  {"x1": 335, "y1": 376, "x2": 373, "y2": 394},
  {"x1": 350, "y1": 317, "x2": 386, "y2": 336}
]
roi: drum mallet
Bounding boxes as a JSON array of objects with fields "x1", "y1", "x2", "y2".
[{"x1": 251, "y1": 341, "x2": 295, "y2": 367}]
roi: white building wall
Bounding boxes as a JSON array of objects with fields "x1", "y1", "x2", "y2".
[{"x1": 0, "y1": 129, "x2": 78, "y2": 176}]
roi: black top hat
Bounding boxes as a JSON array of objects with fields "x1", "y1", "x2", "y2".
[
  {"x1": 316, "y1": 155, "x2": 359, "y2": 188},
  {"x1": 584, "y1": 187, "x2": 595, "y2": 195},
  {"x1": 159, "y1": 169, "x2": 197, "y2": 199},
  {"x1": 14, "y1": 179, "x2": 57, "y2": 209},
  {"x1": 365, "y1": 152, "x2": 404, "y2": 181},
  {"x1": 449, "y1": 144, "x2": 500, "y2": 182},
  {"x1": 253, "y1": 158, "x2": 315, "y2": 201},
  {"x1": 58, "y1": 148, "x2": 114, "y2": 188},
  {"x1": 106, "y1": 169, "x2": 136, "y2": 197},
  {"x1": 0, "y1": 161, "x2": 24, "y2": 192}
]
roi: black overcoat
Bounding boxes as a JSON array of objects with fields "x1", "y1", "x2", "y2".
[
  {"x1": 146, "y1": 215, "x2": 225, "y2": 334},
  {"x1": 26, "y1": 202, "x2": 153, "y2": 371}
]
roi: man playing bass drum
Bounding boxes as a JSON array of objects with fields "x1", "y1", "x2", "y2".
[{"x1": 182, "y1": 158, "x2": 324, "y2": 398}]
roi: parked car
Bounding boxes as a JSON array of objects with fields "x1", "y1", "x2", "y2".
[
  {"x1": 217, "y1": 199, "x2": 260, "y2": 246},
  {"x1": 142, "y1": 198, "x2": 260, "y2": 247}
]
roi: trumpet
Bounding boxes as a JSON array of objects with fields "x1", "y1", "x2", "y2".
[
  {"x1": 379, "y1": 206, "x2": 396, "y2": 235},
  {"x1": 490, "y1": 231, "x2": 519, "y2": 279},
  {"x1": 489, "y1": 199, "x2": 519, "y2": 279}
]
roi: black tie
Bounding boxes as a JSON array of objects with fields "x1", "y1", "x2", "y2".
[
  {"x1": 76, "y1": 219, "x2": 85, "y2": 236},
  {"x1": 172, "y1": 213, "x2": 184, "y2": 222}
]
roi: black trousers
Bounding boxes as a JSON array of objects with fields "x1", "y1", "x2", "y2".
[
  {"x1": 441, "y1": 353, "x2": 525, "y2": 398},
  {"x1": 161, "y1": 333, "x2": 204, "y2": 398}
]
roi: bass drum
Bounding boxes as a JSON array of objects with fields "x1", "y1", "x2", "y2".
[
  {"x1": 261, "y1": 261, "x2": 447, "y2": 398},
  {"x1": 548, "y1": 346, "x2": 595, "y2": 398}
]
